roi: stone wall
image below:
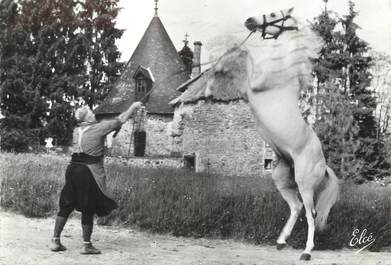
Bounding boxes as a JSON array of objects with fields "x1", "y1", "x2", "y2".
[
  {"x1": 26, "y1": 153, "x2": 183, "y2": 169},
  {"x1": 110, "y1": 118, "x2": 133, "y2": 157},
  {"x1": 173, "y1": 100, "x2": 269, "y2": 177},
  {"x1": 110, "y1": 113, "x2": 174, "y2": 157},
  {"x1": 105, "y1": 156, "x2": 183, "y2": 168},
  {"x1": 144, "y1": 114, "x2": 174, "y2": 156}
]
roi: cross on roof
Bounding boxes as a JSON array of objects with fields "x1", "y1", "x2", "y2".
[
  {"x1": 154, "y1": 0, "x2": 159, "y2": 16},
  {"x1": 183, "y1": 33, "x2": 189, "y2": 46}
]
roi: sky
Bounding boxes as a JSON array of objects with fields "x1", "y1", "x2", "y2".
[{"x1": 116, "y1": 0, "x2": 391, "y2": 63}]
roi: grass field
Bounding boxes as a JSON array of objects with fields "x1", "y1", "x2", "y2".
[{"x1": 1, "y1": 152, "x2": 390, "y2": 251}]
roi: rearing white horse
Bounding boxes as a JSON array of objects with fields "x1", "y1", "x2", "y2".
[{"x1": 207, "y1": 8, "x2": 339, "y2": 261}]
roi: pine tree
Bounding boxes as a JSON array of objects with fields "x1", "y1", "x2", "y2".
[
  {"x1": 77, "y1": 0, "x2": 124, "y2": 109},
  {"x1": 18, "y1": 0, "x2": 81, "y2": 145},
  {"x1": 310, "y1": 1, "x2": 361, "y2": 178},
  {"x1": 310, "y1": 0, "x2": 389, "y2": 181},
  {"x1": 1, "y1": 0, "x2": 124, "y2": 150},
  {"x1": 0, "y1": 0, "x2": 45, "y2": 151},
  {"x1": 339, "y1": 1, "x2": 376, "y2": 137},
  {"x1": 338, "y1": 1, "x2": 388, "y2": 180}
]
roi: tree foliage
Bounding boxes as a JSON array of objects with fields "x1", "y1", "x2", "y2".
[
  {"x1": 0, "y1": 0, "x2": 124, "y2": 150},
  {"x1": 78, "y1": 0, "x2": 124, "y2": 109},
  {"x1": 0, "y1": 0, "x2": 41, "y2": 152},
  {"x1": 309, "y1": 0, "x2": 389, "y2": 182}
]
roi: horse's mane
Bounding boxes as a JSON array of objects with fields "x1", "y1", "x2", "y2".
[
  {"x1": 248, "y1": 19, "x2": 323, "y2": 91},
  {"x1": 211, "y1": 45, "x2": 253, "y2": 99}
]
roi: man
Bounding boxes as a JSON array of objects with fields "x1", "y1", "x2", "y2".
[{"x1": 50, "y1": 101, "x2": 143, "y2": 254}]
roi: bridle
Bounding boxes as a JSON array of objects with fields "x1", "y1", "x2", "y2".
[{"x1": 257, "y1": 10, "x2": 298, "y2": 40}]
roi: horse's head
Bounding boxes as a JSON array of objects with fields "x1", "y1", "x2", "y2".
[
  {"x1": 243, "y1": 8, "x2": 323, "y2": 94},
  {"x1": 206, "y1": 46, "x2": 253, "y2": 100},
  {"x1": 244, "y1": 7, "x2": 298, "y2": 39}
]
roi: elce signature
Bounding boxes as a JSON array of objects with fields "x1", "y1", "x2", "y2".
[{"x1": 349, "y1": 228, "x2": 376, "y2": 254}]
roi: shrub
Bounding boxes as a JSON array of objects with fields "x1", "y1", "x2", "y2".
[{"x1": 1, "y1": 153, "x2": 390, "y2": 250}]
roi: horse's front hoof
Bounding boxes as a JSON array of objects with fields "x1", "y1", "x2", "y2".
[
  {"x1": 299, "y1": 253, "x2": 311, "y2": 261},
  {"x1": 276, "y1": 243, "x2": 286, "y2": 250}
]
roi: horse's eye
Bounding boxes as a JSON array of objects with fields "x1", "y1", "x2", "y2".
[{"x1": 270, "y1": 12, "x2": 276, "y2": 17}]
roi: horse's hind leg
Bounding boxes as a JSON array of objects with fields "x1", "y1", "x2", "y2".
[
  {"x1": 272, "y1": 158, "x2": 303, "y2": 249},
  {"x1": 297, "y1": 187, "x2": 315, "y2": 260},
  {"x1": 295, "y1": 157, "x2": 326, "y2": 261}
]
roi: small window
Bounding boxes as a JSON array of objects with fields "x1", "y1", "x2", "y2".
[
  {"x1": 136, "y1": 78, "x2": 146, "y2": 93},
  {"x1": 264, "y1": 159, "x2": 273, "y2": 170},
  {"x1": 184, "y1": 154, "x2": 195, "y2": 171}
]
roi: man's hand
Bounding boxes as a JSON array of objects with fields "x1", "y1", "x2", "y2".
[
  {"x1": 131, "y1": 101, "x2": 143, "y2": 110},
  {"x1": 118, "y1": 102, "x2": 144, "y2": 124}
]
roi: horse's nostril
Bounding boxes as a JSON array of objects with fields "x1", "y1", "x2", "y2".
[
  {"x1": 245, "y1": 17, "x2": 253, "y2": 26},
  {"x1": 245, "y1": 17, "x2": 257, "y2": 31}
]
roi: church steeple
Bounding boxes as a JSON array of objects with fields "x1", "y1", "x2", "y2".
[
  {"x1": 178, "y1": 33, "x2": 194, "y2": 76},
  {"x1": 183, "y1": 33, "x2": 189, "y2": 46},
  {"x1": 95, "y1": 0, "x2": 190, "y2": 115},
  {"x1": 154, "y1": 0, "x2": 159, "y2": 17}
]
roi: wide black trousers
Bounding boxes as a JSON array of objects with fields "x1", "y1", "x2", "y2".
[{"x1": 59, "y1": 163, "x2": 118, "y2": 217}]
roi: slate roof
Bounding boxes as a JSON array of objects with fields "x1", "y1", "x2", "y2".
[{"x1": 95, "y1": 15, "x2": 189, "y2": 115}]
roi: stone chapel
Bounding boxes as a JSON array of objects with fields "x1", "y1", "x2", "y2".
[
  {"x1": 94, "y1": 2, "x2": 200, "y2": 157},
  {"x1": 93, "y1": 2, "x2": 272, "y2": 176}
]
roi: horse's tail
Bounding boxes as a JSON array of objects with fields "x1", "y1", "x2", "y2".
[{"x1": 315, "y1": 166, "x2": 339, "y2": 231}]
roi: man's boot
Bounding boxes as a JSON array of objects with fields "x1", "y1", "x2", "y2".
[
  {"x1": 50, "y1": 216, "x2": 67, "y2": 252},
  {"x1": 50, "y1": 237, "x2": 67, "y2": 252},
  {"x1": 81, "y1": 242, "x2": 101, "y2": 255},
  {"x1": 81, "y1": 224, "x2": 101, "y2": 255}
]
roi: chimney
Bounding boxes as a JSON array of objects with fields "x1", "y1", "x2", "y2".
[{"x1": 191, "y1": 41, "x2": 202, "y2": 77}]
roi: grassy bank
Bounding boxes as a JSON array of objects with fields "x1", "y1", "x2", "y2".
[{"x1": 1, "y1": 153, "x2": 390, "y2": 251}]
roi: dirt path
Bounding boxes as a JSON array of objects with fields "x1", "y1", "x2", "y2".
[{"x1": 0, "y1": 211, "x2": 390, "y2": 265}]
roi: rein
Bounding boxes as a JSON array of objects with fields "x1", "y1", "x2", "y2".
[{"x1": 258, "y1": 10, "x2": 298, "y2": 39}]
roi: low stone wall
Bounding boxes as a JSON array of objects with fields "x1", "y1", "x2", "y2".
[
  {"x1": 21, "y1": 152, "x2": 184, "y2": 169},
  {"x1": 105, "y1": 156, "x2": 184, "y2": 169}
]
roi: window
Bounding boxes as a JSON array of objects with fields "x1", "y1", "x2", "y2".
[
  {"x1": 133, "y1": 66, "x2": 153, "y2": 101},
  {"x1": 184, "y1": 154, "x2": 195, "y2": 171},
  {"x1": 264, "y1": 159, "x2": 273, "y2": 170},
  {"x1": 136, "y1": 78, "x2": 146, "y2": 94}
]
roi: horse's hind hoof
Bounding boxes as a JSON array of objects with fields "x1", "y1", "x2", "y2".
[
  {"x1": 276, "y1": 243, "x2": 286, "y2": 250},
  {"x1": 300, "y1": 253, "x2": 311, "y2": 261}
]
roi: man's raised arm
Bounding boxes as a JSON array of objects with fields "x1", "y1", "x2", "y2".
[{"x1": 118, "y1": 102, "x2": 143, "y2": 124}]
